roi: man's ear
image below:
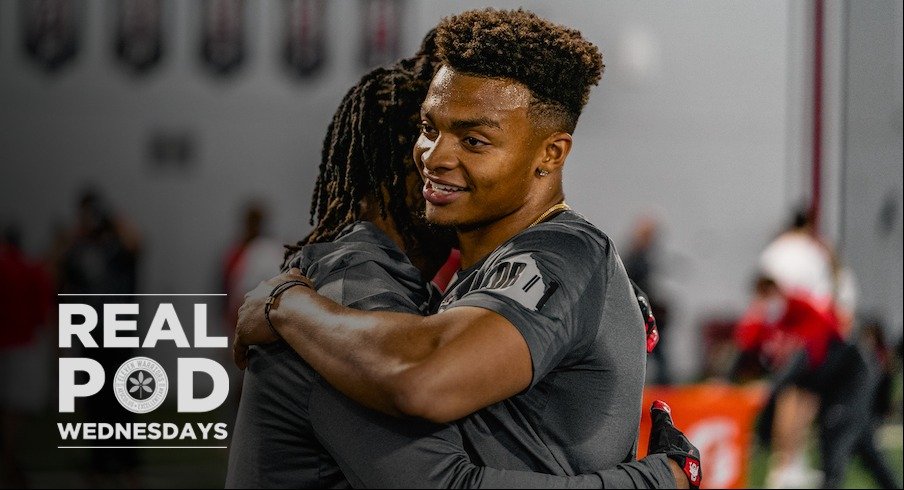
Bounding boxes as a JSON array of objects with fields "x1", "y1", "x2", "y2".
[{"x1": 536, "y1": 132, "x2": 572, "y2": 175}]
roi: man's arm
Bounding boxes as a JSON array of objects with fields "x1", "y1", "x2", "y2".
[
  {"x1": 236, "y1": 228, "x2": 610, "y2": 424},
  {"x1": 235, "y1": 268, "x2": 533, "y2": 423},
  {"x1": 309, "y1": 380, "x2": 683, "y2": 489},
  {"x1": 232, "y1": 259, "x2": 688, "y2": 489}
]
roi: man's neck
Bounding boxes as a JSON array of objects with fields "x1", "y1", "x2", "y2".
[{"x1": 456, "y1": 193, "x2": 565, "y2": 269}]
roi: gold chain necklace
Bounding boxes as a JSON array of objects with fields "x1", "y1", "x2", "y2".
[{"x1": 529, "y1": 202, "x2": 570, "y2": 228}]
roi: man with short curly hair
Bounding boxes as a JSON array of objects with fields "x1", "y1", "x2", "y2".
[
  {"x1": 434, "y1": 8, "x2": 603, "y2": 135},
  {"x1": 236, "y1": 8, "x2": 697, "y2": 488}
]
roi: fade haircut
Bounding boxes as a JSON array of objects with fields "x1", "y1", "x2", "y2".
[{"x1": 434, "y1": 8, "x2": 604, "y2": 133}]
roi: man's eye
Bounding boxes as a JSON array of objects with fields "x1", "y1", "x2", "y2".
[
  {"x1": 420, "y1": 122, "x2": 437, "y2": 135},
  {"x1": 464, "y1": 137, "x2": 487, "y2": 147}
]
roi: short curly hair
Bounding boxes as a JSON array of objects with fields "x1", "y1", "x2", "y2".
[{"x1": 434, "y1": 8, "x2": 604, "y2": 133}]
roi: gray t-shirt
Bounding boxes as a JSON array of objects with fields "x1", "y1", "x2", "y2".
[
  {"x1": 226, "y1": 222, "x2": 429, "y2": 488},
  {"x1": 226, "y1": 221, "x2": 670, "y2": 488},
  {"x1": 443, "y1": 210, "x2": 648, "y2": 474}
]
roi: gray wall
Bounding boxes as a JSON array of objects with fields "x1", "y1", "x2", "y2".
[
  {"x1": 2, "y1": 1, "x2": 899, "y2": 380},
  {"x1": 840, "y1": 0, "x2": 904, "y2": 335}
]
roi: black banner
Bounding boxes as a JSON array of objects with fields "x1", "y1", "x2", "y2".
[
  {"x1": 359, "y1": 0, "x2": 402, "y2": 69},
  {"x1": 283, "y1": 0, "x2": 327, "y2": 79},
  {"x1": 114, "y1": 0, "x2": 165, "y2": 74},
  {"x1": 200, "y1": 0, "x2": 246, "y2": 76},
  {"x1": 22, "y1": 0, "x2": 83, "y2": 73}
]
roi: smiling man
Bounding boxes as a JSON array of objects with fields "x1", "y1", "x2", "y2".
[{"x1": 235, "y1": 8, "x2": 699, "y2": 488}]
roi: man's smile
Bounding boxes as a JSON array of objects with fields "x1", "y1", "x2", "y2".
[{"x1": 422, "y1": 177, "x2": 469, "y2": 205}]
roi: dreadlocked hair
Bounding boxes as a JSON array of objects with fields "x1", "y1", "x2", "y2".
[{"x1": 283, "y1": 37, "x2": 438, "y2": 266}]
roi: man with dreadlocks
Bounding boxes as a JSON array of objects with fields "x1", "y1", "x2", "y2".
[{"x1": 227, "y1": 29, "x2": 694, "y2": 489}]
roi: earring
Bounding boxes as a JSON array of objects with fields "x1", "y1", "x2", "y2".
[{"x1": 537, "y1": 169, "x2": 549, "y2": 177}]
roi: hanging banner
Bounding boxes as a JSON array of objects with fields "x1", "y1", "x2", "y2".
[
  {"x1": 200, "y1": 0, "x2": 246, "y2": 76},
  {"x1": 282, "y1": 0, "x2": 327, "y2": 79},
  {"x1": 359, "y1": 0, "x2": 402, "y2": 69},
  {"x1": 114, "y1": 0, "x2": 165, "y2": 74},
  {"x1": 22, "y1": 0, "x2": 83, "y2": 73}
]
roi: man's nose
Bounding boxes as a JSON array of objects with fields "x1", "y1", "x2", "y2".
[{"x1": 419, "y1": 135, "x2": 459, "y2": 173}]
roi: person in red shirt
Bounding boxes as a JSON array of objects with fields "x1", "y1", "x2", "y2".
[
  {"x1": 0, "y1": 226, "x2": 54, "y2": 487},
  {"x1": 736, "y1": 276, "x2": 842, "y2": 375},
  {"x1": 736, "y1": 276, "x2": 833, "y2": 487},
  {"x1": 736, "y1": 275, "x2": 875, "y2": 488},
  {"x1": 0, "y1": 228, "x2": 53, "y2": 351}
]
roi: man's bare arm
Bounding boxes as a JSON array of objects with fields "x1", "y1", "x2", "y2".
[{"x1": 234, "y1": 269, "x2": 532, "y2": 423}]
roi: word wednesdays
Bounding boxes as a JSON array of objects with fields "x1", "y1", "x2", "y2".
[{"x1": 58, "y1": 422, "x2": 227, "y2": 441}]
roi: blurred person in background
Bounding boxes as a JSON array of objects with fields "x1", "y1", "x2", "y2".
[
  {"x1": 0, "y1": 225, "x2": 54, "y2": 488},
  {"x1": 735, "y1": 276, "x2": 883, "y2": 488},
  {"x1": 759, "y1": 207, "x2": 860, "y2": 336},
  {"x1": 221, "y1": 201, "x2": 284, "y2": 401},
  {"x1": 222, "y1": 201, "x2": 284, "y2": 338},
  {"x1": 759, "y1": 208, "x2": 835, "y2": 317},
  {"x1": 60, "y1": 189, "x2": 142, "y2": 295},
  {"x1": 753, "y1": 207, "x2": 866, "y2": 487},
  {"x1": 58, "y1": 189, "x2": 142, "y2": 488},
  {"x1": 735, "y1": 275, "x2": 837, "y2": 487},
  {"x1": 828, "y1": 252, "x2": 860, "y2": 339},
  {"x1": 624, "y1": 216, "x2": 673, "y2": 385},
  {"x1": 844, "y1": 319, "x2": 901, "y2": 489}
]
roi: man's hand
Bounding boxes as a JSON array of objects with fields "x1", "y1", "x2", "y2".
[
  {"x1": 233, "y1": 268, "x2": 313, "y2": 370},
  {"x1": 647, "y1": 400, "x2": 702, "y2": 489},
  {"x1": 636, "y1": 292, "x2": 660, "y2": 354}
]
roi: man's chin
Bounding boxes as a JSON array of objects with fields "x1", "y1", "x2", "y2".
[
  {"x1": 423, "y1": 207, "x2": 458, "y2": 228},
  {"x1": 424, "y1": 204, "x2": 507, "y2": 234},
  {"x1": 409, "y1": 211, "x2": 458, "y2": 247},
  {"x1": 425, "y1": 210, "x2": 491, "y2": 234},
  {"x1": 420, "y1": 225, "x2": 457, "y2": 247}
]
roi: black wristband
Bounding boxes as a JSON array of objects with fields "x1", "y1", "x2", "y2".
[{"x1": 264, "y1": 280, "x2": 311, "y2": 340}]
